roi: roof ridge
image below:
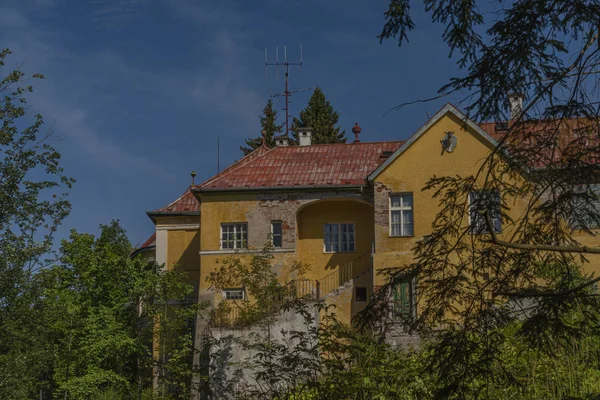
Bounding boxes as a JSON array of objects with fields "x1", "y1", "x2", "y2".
[{"x1": 198, "y1": 145, "x2": 276, "y2": 188}]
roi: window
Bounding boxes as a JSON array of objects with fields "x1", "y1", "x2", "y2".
[
  {"x1": 223, "y1": 289, "x2": 244, "y2": 300},
  {"x1": 324, "y1": 223, "x2": 355, "y2": 253},
  {"x1": 355, "y1": 287, "x2": 367, "y2": 302},
  {"x1": 571, "y1": 185, "x2": 600, "y2": 230},
  {"x1": 220, "y1": 223, "x2": 248, "y2": 249},
  {"x1": 390, "y1": 193, "x2": 414, "y2": 236},
  {"x1": 271, "y1": 221, "x2": 282, "y2": 248},
  {"x1": 392, "y1": 278, "x2": 415, "y2": 319},
  {"x1": 469, "y1": 190, "x2": 502, "y2": 234}
]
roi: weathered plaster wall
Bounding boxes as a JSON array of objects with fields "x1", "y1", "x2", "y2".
[
  {"x1": 197, "y1": 191, "x2": 373, "y2": 301},
  {"x1": 206, "y1": 304, "x2": 320, "y2": 399}
]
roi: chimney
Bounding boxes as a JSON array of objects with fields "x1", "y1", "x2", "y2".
[
  {"x1": 297, "y1": 127, "x2": 313, "y2": 146},
  {"x1": 508, "y1": 92, "x2": 523, "y2": 120},
  {"x1": 274, "y1": 135, "x2": 289, "y2": 147}
]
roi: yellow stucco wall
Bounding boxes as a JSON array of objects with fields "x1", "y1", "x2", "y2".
[
  {"x1": 372, "y1": 112, "x2": 528, "y2": 286},
  {"x1": 297, "y1": 199, "x2": 373, "y2": 280}
]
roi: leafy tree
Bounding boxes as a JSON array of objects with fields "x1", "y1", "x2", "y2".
[
  {"x1": 241, "y1": 99, "x2": 283, "y2": 155},
  {"x1": 36, "y1": 221, "x2": 202, "y2": 400},
  {"x1": 0, "y1": 48, "x2": 74, "y2": 399},
  {"x1": 291, "y1": 87, "x2": 346, "y2": 144},
  {"x1": 359, "y1": 0, "x2": 600, "y2": 397}
]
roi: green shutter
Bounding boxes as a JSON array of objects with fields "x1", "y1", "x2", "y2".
[{"x1": 393, "y1": 279, "x2": 413, "y2": 318}]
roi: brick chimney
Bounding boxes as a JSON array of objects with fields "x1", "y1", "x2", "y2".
[{"x1": 297, "y1": 127, "x2": 313, "y2": 146}]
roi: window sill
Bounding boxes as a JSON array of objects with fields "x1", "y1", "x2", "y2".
[
  {"x1": 200, "y1": 248, "x2": 296, "y2": 255},
  {"x1": 323, "y1": 250, "x2": 357, "y2": 254},
  {"x1": 388, "y1": 235, "x2": 414, "y2": 238}
]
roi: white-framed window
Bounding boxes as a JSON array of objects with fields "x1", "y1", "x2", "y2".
[
  {"x1": 271, "y1": 221, "x2": 283, "y2": 248},
  {"x1": 223, "y1": 289, "x2": 244, "y2": 300},
  {"x1": 469, "y1": 190, "x2": 502, "y2": 234},
  {"x1": 390, "y1": 193, "x2": 414, "y2": 236},
  {"x1": 324, "y1": 223, "x2": 355, "y2": 253},
  {"x1": 220, "y1": 223, "x2": 248, "y2": 249}
]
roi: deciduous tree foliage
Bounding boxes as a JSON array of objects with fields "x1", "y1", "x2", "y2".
[
  {"x1": 291, "y1": 87, "x2": 346, "y2": 144},
  {"x1": 0, "y1": 48, "x2": 74, "y2": 399}
]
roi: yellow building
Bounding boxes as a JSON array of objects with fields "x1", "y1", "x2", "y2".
[{"x1": 136, "y1": 103, "x2": 600, "y2": 331}]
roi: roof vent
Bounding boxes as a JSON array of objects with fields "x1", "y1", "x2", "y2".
[
  {"x1": 380, "y1": 150, "x2": 394, "y2": 159},
  {"x1": 297, "y1": 127, "x2": 313, "y2": 146},
  {"x1": 495, "y1": 122, "x2": 509, "y2": 132},
  {"x1": 274, "y1": 135, "x2": 289, "y2": 147}
]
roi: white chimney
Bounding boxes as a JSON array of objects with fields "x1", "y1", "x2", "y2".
[
  {"x1": 508, "y1": 93, "x2": 523, "y2": 120},
  {"x1": 297, "y1": 127, "x2": 313, "y2": 146},
  {"x1": 274, "y1": 135, "x2": 289, "y2": 147}
]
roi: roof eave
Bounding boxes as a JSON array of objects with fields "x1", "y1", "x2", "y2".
[
  {"x1": 146, "y1": 211, "x2": 200, "y2": 223},
  {"x1": 130, "y1": 245, "x2": 156, "y2": 259},
  {"x1": 367, "y1": 103, "x2": 501, "y2": 181},
  {"x1": 192, "y1": 183, "x2": 366, "y2": 194}
]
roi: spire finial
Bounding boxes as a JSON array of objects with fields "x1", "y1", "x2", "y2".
[
  {"x1": 191, "y1": 170, "x2": 196, "y2": 185},
  {"x1": 352, "y1": 122, "x2": 362, "y2": 143}
]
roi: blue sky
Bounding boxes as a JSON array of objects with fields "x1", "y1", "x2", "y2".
[{"x1": 0, "y1": 0, "x2": 467, "y2": 246}]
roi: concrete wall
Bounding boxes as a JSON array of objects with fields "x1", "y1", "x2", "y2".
[{"x1": 205, "y1": 304, "x2": 320, "y2": 399}]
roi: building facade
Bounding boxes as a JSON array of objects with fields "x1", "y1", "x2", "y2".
[{"x1": 136, "y1": 102, "x2": 600, "y2": 338}]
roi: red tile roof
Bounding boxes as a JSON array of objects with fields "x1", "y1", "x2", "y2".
[
  {"x1": 478, "y1": 118, "x2": 600, "y2": 167},
  {"x1": 152, "y1": 187, "x2": 199, "y2": 213},
  {"x1": 196, "y1": 141, "x2": 404, "y2": 190},
  {"x1": 139, "y1": 233, "x2": 156, "y2": 248}
]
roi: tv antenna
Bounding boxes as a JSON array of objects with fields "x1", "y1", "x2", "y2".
[{"x1": 265, "y1": 43, "x2": 305, "y2": 136}]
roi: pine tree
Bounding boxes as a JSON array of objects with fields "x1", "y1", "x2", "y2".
[
  {"x1": 240, "y1": 99, "x2": 283, "y2": 155},
  {"x1": 291, "y1": 87, "x2": 346, "y2": 144}
]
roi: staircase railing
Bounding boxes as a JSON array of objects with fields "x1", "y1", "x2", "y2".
[
  {"x1": 317, "y1": 252, "x2": 372, "y2": 299},
  {"x1": 209, "y1": 252, "x2": 373, "y2": 328}
]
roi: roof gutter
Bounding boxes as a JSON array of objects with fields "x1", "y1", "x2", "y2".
[
  {"x1": 130, "y1": 245, "x2": 156, "y2": 259},
  {"x1": 192, "y1": 184, "x2": 365, "y2": 195},
  {"x1": 146, "y1": 211, "x2": 200, "y2": 223}
]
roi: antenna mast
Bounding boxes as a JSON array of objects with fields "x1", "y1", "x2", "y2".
[{"x1": 265, "y1": 43, "x2": 303, "y2": 136}]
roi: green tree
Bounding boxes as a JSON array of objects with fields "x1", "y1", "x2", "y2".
[
  {"x1": 365, "y1": 0, "x2": 600, "y2": 397},
  {"x1": 291, "y1": 87, "x2": 346, "y2": 144},
  {"x1": 37, "y1": 221, "x2": 202, "y2": 400},
  {"x1": 0, "y1": 48, "x2": 74, "y2": 399},
  {"x1": 241, "y1": 99, "x2": 283, "y2": 155}
]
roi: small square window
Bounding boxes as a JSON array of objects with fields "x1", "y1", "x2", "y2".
[
  {"x1": 271, "y1": 221, "x2": 282, "y2": 248},
  {"x1": 355, "y1": 287, "x2": 367, "y2": 302},
  {"x1": 324, "y1": 223, "x2": 355, "y2": 253},
  {"x1": 223, "y1": 289, "x2": 244, "y2": 300},
  {"x1": 220, "y1": 223, "x2": 248, "y2": 249}
]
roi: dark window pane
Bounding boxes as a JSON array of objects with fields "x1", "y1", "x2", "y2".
[
  {"x1": 272, "y1": 222, "x2": 282, "y2": 235},
  {"x1": 355, "y1": 287, "x2": 367, "y2": 302}
]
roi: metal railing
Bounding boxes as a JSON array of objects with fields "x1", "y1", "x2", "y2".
[
  {"x1": 208, "y1": 252, "x2": 373, "y2": 329},
  {"x1": 317, "y1": 252, "x2": 372, "y2": 299}
]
